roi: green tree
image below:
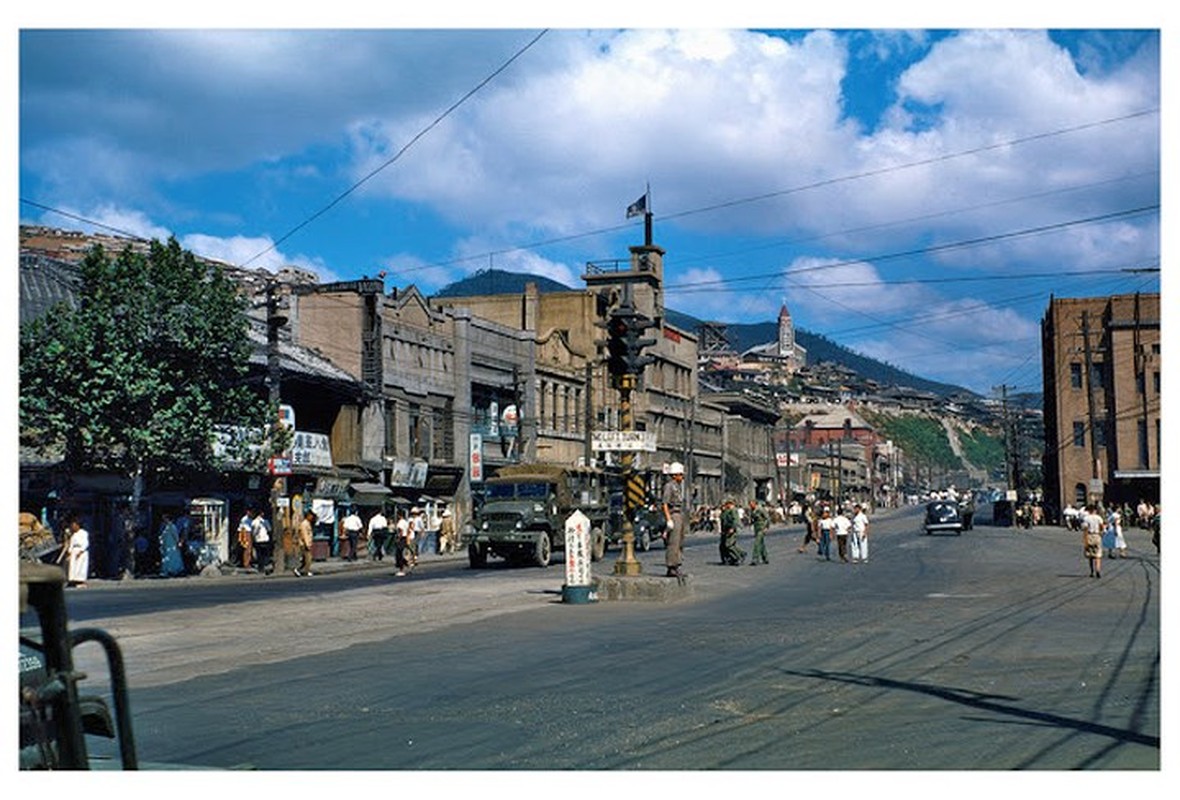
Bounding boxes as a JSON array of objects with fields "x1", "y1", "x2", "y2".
[{"x1": 20, "y1": 238, "x2": 276, "y2": 570}]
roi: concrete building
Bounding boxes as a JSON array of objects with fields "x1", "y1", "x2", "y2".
[
  {"x1": 435, "y1": 240, "x2": 713, "y2": 499},
  {"x1": 1041, "y1": 293, "x2": 1160, "y2": 513}
]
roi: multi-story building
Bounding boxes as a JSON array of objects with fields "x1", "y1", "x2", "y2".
[
  {"x1": 1041, "y1": 293, "x2": 1160, "y2": 513},
  {"x1": 435, "y1": 240, "x2": 714, "y2": 498}
]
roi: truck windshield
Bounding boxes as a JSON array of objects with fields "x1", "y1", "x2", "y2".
[{"x1": 486, "y1": 482, "x2": 551, "y2": 501}]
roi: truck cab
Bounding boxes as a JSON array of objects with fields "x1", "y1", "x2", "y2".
[{"x1": 464, "y1": 464, "x2": 610, "y2": 568}]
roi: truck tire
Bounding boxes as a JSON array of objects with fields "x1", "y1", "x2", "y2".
[
  {"x1": 590, "y1": 527, "x2": 606, "y2": 561},
  {"x1": 468, "y1": 542, "x2": 488, "y2": 569},
  {"x1": 533, "y1": 531, "x2": 551, "y2": 567}
]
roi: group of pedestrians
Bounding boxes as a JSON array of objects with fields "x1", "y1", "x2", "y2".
[
  {"x1": 797, "y1": 503, "x2": 871, "y2": 564},
  {"x1": 363, "y1": 506, "x2": 457, "y2": 577},
  {"x1": 1079, "y1": 503, "x2": 1133, "y2": 579},
  {"x1": 234, "y1": 508, "x2": 275, "y2": 575},
  {"x1": 714, "y1": 499, "x2": 773, "y2": 566}
]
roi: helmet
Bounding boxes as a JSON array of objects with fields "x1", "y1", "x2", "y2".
[{"x1": 667, "y1": 462, "x2": 684, "y2": 475}]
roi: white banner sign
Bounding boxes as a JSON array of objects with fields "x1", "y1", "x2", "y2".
[{"x1": 591, "y1": 431, "x2": 657, "y2": 452}]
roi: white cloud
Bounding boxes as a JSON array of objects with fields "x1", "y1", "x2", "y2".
[
  {"x1": 667, "y1": 266, "x2": 778, "y2": 322},
  {"x1": 180, "y1": 232, "x2": 332, "y2": 280}
]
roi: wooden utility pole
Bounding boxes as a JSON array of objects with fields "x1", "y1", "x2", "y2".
[{"x1": 1081, "y1": 311, "x2": 1103, "y2": 502}]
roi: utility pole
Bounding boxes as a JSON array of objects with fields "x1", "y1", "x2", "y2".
[
  {"x1": 266, "y1": 280, "x2": 288, "y2": 575},
  {"x1": 1080, "y1": 310, "x2": 1104, "y2": 504},
  {"x1": 995, "y1": 384, "x2": 1016, "y2": 496}
]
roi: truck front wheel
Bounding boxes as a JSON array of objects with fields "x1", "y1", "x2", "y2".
[{"x1": 533, "y1": 532, "x2": 552, "y2": 567}]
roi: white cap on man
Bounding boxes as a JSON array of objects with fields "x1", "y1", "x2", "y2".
[{"x1": 668, "y1": 462, "x2": 684, "y2": 475}]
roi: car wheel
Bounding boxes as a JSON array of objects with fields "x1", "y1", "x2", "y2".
[
  {"x1": 533, "y1": 531, "x2": 552, "y2": 567},
  {"x1": 637, "y1": 527, "x2": 652, "y2": 552}
]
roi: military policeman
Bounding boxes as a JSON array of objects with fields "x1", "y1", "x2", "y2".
[
  {"x1": 719, "y1": 498, "x2": 746, "y2": 565},
  {"x1": 748, "y1": 500, "x2": 770, "y2": 565},
  {"x1": 663, "y1": 462, "x2": 687, "y2": 578}
]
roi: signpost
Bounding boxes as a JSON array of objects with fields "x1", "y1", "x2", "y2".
[{"x1": 562, "y1": 509, "x2": 595, "y2": 604}]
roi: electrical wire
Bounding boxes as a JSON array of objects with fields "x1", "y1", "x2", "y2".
[{"x1": 240, "y1": 29, "x2": 550, "y2": 268}]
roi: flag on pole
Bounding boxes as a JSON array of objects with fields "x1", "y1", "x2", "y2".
[{"x1": 626, "y1": 192, "x2": 648, "y2": 219}]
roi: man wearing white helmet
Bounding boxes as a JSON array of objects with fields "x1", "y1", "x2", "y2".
[{"x1": 663, "y1": 462, "x2": 687, "y2": 578}]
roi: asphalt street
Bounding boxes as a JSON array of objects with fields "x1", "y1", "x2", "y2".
[{"x1": 56, "y1": 505, "x2": 1161, "y2": 773}]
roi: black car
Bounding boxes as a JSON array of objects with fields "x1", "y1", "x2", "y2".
[{"x1": 924, "y1": 500, "x2": 963, "y2": 535}]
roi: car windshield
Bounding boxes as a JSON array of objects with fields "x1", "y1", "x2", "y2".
[{"x1": 486, "y1": 482, "x2": 551, "y2": 501}]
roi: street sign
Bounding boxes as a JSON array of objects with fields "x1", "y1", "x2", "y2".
[{"x1": 591, "y1": 431, "x2": 657, "y2": 452}]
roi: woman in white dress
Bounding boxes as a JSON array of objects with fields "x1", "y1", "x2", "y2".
[{"x1": 59, "y1": 517, "x2": 90, "y2": 587}]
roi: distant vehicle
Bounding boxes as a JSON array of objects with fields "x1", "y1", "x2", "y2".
[
  {"x1": 606, "y1": 487, "x2": 665, "y2": 552},
  {"x1": 924, "y1": 500, "x2": 963, "y2": 536},
  {"x1": 463, "y1": 464, "x2": 609, "y2": 568}
]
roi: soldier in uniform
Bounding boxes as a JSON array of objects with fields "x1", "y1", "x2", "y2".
[
  {"x1": 662, "y1": 462, "x2": 687, "y2": 578},
  {"x1": 748, "y1": 500, "x2": 770, "y2": 565},
  {"x1": 719, "y1": 498, "x2": 746, "y2": 565}
]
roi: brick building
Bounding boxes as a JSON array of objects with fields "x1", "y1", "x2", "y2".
[{"x1": 1041, "y1": 293, "x2": 1160, "y2": 513}]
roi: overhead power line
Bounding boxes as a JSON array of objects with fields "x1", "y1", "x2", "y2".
[
  {"x1": 400, "y1": 107, "x2": 1159, "y2": 276},
  {"x1": 665, "y1": 204, "x2": 1160, "y2": 292},
  {"x1": 240, "y1": 29, "x2": 550, "y2": 268}
]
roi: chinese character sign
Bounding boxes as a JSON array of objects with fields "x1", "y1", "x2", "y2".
[{"x1": 564, "y1": 510, "x2": 591, "y2": 587}]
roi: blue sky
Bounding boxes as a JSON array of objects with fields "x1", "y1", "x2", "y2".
[{"x1": 14, "y1": 10, "x2": 1164, "y2": 395}]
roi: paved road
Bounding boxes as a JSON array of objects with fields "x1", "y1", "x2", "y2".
[{"x1": 62, "y1": 506, "x2": 1160, "y2": 771}]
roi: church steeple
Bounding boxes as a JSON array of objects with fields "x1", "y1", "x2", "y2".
[{"x1": 778, "y1": 302, "x2": 794, "y2": 357}]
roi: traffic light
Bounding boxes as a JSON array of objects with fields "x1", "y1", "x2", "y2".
[
  {"x1": 624, "y1": 310, "x2": 657, "y2": 375},
  {"x1": 606, "y1": 312, "x2": 630, "y2": 378}
]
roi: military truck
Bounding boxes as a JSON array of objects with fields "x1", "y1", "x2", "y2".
[{"x1": 465, "y1": 464, "x2": 610, "y2": 568}]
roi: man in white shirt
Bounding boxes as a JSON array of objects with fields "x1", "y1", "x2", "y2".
[
  {"x1": 833, "y1": 507, "x2": 852, "y2": 563},
  {"x1": 394, "y1": 510, "x2": 412, "y2": 576},
  {"x1": 851, "y1": 504, "x2": 870, "y2": 563},
  {"x1": 341, "y1": 509, "x2": 363, "y2": 561},
  {"x1": 367, "y1": 509, "x2": 389, "y2": 561},
  {"x1": 251, "y1": 510, "x2": 273, "y2": 574}
]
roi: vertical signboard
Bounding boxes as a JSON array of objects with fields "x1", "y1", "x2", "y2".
[
  {"x1": 470, "y1": 433, "x2": 483, "y2": 482},
  {"x1": 562, "y1": 509, "x2": 595, "y2": 604}
]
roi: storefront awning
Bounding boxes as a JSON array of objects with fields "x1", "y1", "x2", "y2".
[{"x1": 349, "y1": 481, "x2": 392, "y2": 506}]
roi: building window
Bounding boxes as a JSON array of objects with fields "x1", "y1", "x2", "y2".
[
  {"x1": 1089, "y1": 362, "x2": 1105, "y2": 391},
  {"x1": 1153, "y1": 371, "x2": 1160, "y2": 394},
  {"x1": 408, "y1": 403, "x2": 424, "y2": 459},
  {"x1": 1072, "y1": 422, "x2": 1085, "y2": 448},
  {"x1": 384, "y1": 402, "x2": 397, "y2": 456},
  {"x1": 1138, "y1": 420, "x2": 1149, "y2": 468},
  {"x1": 1074, "y1": 483, "x2": 1087, "y2": 505},
  {"x1": 433, "y1": 405, "x2": 453, "y2": 462},
  {"x1": 1093, "y1": 422, "x2": 1107, "y2": 449},
  {"x1": 1070, "y1": 363, "x2": 1083, "y2": 389},
  {"x1": 1152, "y1": 342, "x2": 1160, "y2": 354},
  {"x1": 1136, "y1": 372, "x2": 1146, "y2": 394}
]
